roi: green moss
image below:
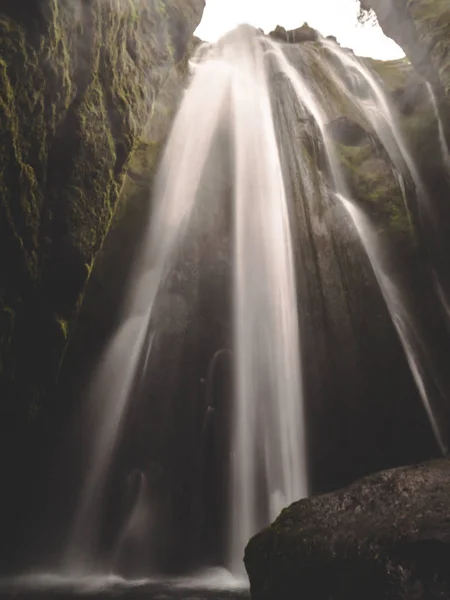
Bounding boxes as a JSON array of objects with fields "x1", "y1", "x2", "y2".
[
  {"x1": 0, "y1": 0, "x2": 205, "y2": 417},
  {"x1": 367, "y1": 0, "x2": 450, "y2": 101},
  {"x1": 365, "y1": 57, "x2": 413, "y2": 92},
  {"x1": 55, "y1": 317, "x2": 69, "y2": 340},
  {"x1": 407, "y1": 0, "x2": 450, "y2": 95},
  {"x1": 337, "y1": 143, "x2": 413, "y2": 244}
]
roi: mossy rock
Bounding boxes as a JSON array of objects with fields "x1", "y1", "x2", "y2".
[
  {"x1": 366, "y1": 56, "x2": 430, "y2": 115},
  {"x1": 0, "y1": 0, "x2": 204, "y2": 420},
  {"x1": 407, "y1": 0, "x2": 450, "y2": 96},
  {"x1": 337, "y1": 141, "x2": 414, "y2": 248},
  {"x1": 56, "y1": 39, "x2": 193, "y2": 445},
  {"x1": 363, "y1": 0, "x2": 450, "y2": 101},
  {"x1": 0, "y1": 0, "x2": 205, "y2": 568}
]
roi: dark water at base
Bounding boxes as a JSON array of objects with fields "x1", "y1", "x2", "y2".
[
  {"x1": 0, "y1": 572, "x2": 249, "y2": 600},
  {"x1": 0, "y1": 590, "x2": 247, "y2": 600}
]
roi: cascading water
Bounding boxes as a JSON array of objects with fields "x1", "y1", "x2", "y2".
[
  {"x1": 61, "y1": 24, "x2": 448, "y2": 584},
  {"x1": 65, "y1": 49, "x2": 236, "y2": 572},
  {"x1": 338, "y1": 195, "x2": 448, "y2": 454},
  {"x1": 427, "y1": 82, "x2": 450, "y2": 172},
  {"x1": 227, "y1": 27, "x2": 307, "y2": 572},
  {"x1": 65, "y1": 25, "x2": 309, "y2": 577}
]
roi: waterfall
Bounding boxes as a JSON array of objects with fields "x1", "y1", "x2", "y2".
[
  {"x1": 263, "y1": 35, "x2": 447, "y2": 454},
  {"x1": 65, "y1": 51, "x2": 235, "y2": 571},
  {"x1": 63, "y1": 25, "x2": 447, "y2": 581},
  {"x1": 338, "y1": 195, "x2": 447, "y2": 454},
  {"x1": 227, "y1": 26, "x2": 307, "y2": 572},
  {"x1": 427, "y1": 82, "x2": 450, "y2": 172},
  {"x1": 65, "y1": 25, "x2": 309, "y2": 576}
]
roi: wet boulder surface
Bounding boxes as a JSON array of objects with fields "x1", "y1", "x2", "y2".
[{"x1": 245, "y1": 458, "x2": 450, "y2": 600}]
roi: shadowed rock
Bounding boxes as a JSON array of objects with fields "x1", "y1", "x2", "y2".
[
  {"x1": 269, "y1": 23, "x2": 319, "y2": 44},
  {"x1": 0, "y1": 0, "x2": 204, "y2": 571},
  {"x1": 245, "y1": 458, "x2": 450, "y2": 600},
  {"x1": 327, "y1": 116, "x2": 370, "y2": 146}
]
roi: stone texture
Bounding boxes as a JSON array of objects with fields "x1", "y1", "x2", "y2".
[
  {"x1": 361, "y1": 0, "x2": 450, "y2": 135},
  {"x1": 0, "y1": 0, "x2": 204, "y2": 425},
  {"x1": 0, "y1": 0, "x2": 204, "y2": 570},
  {"x1": 246, "y1": 459, "x2": 450, "y2": 600}
]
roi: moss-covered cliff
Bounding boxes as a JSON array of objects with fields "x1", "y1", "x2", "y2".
[
  {"x1": 0, "y1": 0, "x2": 204, "y2": 425},
  {"x1": 0, "y1": 0, "x2": 204, "y2": 570},
  {"x1": 57, "y1": 45, "x2": 192, "y2": 422},
  {"x1": 361, "y1": 0, "x2": 450, "y2": 133},
  {"x1": 362, "y1": 0, "x2": 450, "y2": 90}
]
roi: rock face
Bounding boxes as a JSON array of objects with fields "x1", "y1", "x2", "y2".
[
  {"x1": 0, "y1": 0, "x2": 203, "y2": 570},
  {"x1": 0, "y1": 0, "x2": 204, "y2": 438},
  {"x1": 362, "y1": 0, "x2": 450, "y2": 138},
  {"x1": 246, "y1": 7, "x2": 450, "y2": 592},
  {"x1": 366, "y1": 56, "x2": 430, "y2": 115},
  {"x1": 61, "y1": 39, "x2": 196, "y2": 393},
  {"x1": 362, "y1": 0, "x2": 450, "y2": 93},
  {"x1": 269, "y1": 23, "x2": 319, "y2": 44},
  {"x1": 245, "y1": 458, "x2": 450, "y2": 600}
]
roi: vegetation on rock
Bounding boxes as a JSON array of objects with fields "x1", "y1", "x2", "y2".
[
  {"x1": 0, "y1": 0, "x2": 204, "y2": 427},
  {"x1": 362, "y1": 0, "x2": 450, "y2": 128},
  {"x1": 0, "y1": 0, "x2": 204, "y2": 570},
  {"x1": 58, "y1": 53, "x2": 191, "y2": 414}
]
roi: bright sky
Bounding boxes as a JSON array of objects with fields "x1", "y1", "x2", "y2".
[{"x1": 195, "y1": 0, "x2": 404, "y2": 60}]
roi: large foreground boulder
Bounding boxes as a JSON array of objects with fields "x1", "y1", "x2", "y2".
[{"x1": 245, "y1": 459, "x2": 450, "y2": 599}]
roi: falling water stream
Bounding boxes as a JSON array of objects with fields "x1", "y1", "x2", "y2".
[
  {"x1": 8, "y1": 24, "x2": 448, "y2": 598},
  {"x1": 338, "y1": 194, "x2": 447, "y2": 454},
  {"x1": 227, "y1": 27, "x2": 307, "y2": 573},
  {"x1": 65, "y1": 25, "x2": 310, "y2": 580},
  {"x1": 427, "y1": 82, "x2": 450, "y2": 172}
]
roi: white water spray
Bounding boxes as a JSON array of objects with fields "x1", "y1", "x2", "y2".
[
  {"x1": 264, "y1": 36, "x2": 446, "y2": 455},
  {"x1": 338, "y1": 195, "x2": 447, "y2": 454},
  {"x1": 65, "y1": 51, "x2": 235, "y2": 571},
  {"x1": 66, "y1": 25, "x2": 308, "y2": 576},
  {"x1": 227, "y1": 26, "x2": 307, "y2": 572},
  {"x1": 63, "y1": 24, "x2": 447, "y2": 581},
  {"x1": 427, "y1": 82, "x2": 450, "y2": 172}
]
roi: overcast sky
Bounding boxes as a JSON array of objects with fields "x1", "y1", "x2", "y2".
[{"x1": 195, "y1": 0, "x2": 404, "y2": 60}]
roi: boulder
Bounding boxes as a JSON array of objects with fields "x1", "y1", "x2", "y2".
[{"x1": 245, "y1": 458, "x2": 450, "y2": 600}]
